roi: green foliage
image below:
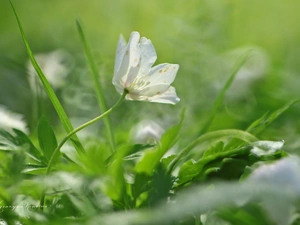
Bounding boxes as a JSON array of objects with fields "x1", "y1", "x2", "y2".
[
  {"x1": 1, "y1": 0, "x2": 300, "y2": 224},
  {"x1": 37, "y1": 115, "x2": 58, "y2": 163}
]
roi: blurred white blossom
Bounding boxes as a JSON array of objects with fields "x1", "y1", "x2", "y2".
[
  {"x1": 0, "y1": 105, "x2": 28, "y2": 134},
  {"x1": 27, "y1": 49, "x2": 72, "y2": 93},
  {"x1": 251, "y1": 140, "x2": 284, "y2": 157},
  {"x1": 248, "y1": 156, "x2": 300, "y2": 195},
  {"x1": 113, "y1": 31, "x2": 180, "y2": 104},
  {"x1": 130, "y1": 120, "x2": 165, "y2": 145}
]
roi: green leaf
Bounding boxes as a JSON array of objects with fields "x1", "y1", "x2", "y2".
[
  {"x1": 132, "y1": 173, "x2": 152, "y2": 200},
  {"x1": 168, "y1": 129, "x2": 258, "y2": 174},
  {"x1": 135, "y1": 110, "x2": 184, "y2": 175},
  {"x1": 76, "y1": 20, "x2": 115, "y2": 153},
  {"x1": 105, "y1": 145, "x2": 133, "y2": 201},
  {"x1": 161, "y1": 154, "x2": 177, "y2": 171},
  {"x1": 37, "y1": 115, "x2": 59, "y2": 163},
  {"x1": 147, "y1": 163, "x2": 174, "y2": 206},
  {"x1": 22, "y1": 167, "x2": 47, "y2": 175},
  {"x1": 202, "y1": 141, "x2": 224, "y2": 158},
  {"x1": 177, "y1": 145, "x2": 252, "y2": 185},
  {"x1": 0, "y1": 129, "x2": 46, "y2": 164},
  {"x1": 0, "y1": 129, "x2": 20, "y2": 151},
  {"x1": 177, "y1": 160, "x2": 201, "y2": 185},
  {"x1": 9, "y1": 0, "x2": 84, "y2": 154},
  {"x1": 13, "y1": 129, "x2": 45, "y2": 164},
  {"x1": 218, "y1": 205, "x2": 274, "y2": 225}
]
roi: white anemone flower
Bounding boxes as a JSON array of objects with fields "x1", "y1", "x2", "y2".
[
  {"x1": 27, "y1": 49, "x2": 72, "y2": 93},
  {"x1": 113, "y1": 31, "x2": 180, "y2": 104},
  {"x1": 0, "y1": 105, "x2": 28, "y2": 134}
]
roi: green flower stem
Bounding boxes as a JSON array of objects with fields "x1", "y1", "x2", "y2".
[{"x1": 46, "y1": 90, "x2": 128, "y2": 175}]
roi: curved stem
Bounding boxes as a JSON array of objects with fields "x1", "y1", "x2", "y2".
[{"x1": 46, "y1": 90, "x2": 128, "y2": 175}]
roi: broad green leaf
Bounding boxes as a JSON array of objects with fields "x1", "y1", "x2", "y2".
[
  {"x1": 37, "y1": 115, "x2": 58, "y2": 163},
  {"x1": 135, "y1": 110, "x2": 184, "y2": 175},
  {"x1": 9, "y1": 0, "x2": 84, "y2": 154},
  {"x1": 76, "y1": 20, "x2": 115, "y2": 153}
]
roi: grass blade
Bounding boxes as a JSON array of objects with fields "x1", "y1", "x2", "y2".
[
  {"x1": 198, "y1": 50, "x2": 252, "y2": 135},
  {"x1": 247, "y1": 99, "x2": 300, "y2": 135},
  {"x1": 9, "y1": 0, "x2": 84, "y2": 154},
  {"x1": 76, "y1": 20, "x2": 115, "y2": 152}
]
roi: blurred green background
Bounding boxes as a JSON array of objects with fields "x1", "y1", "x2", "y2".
[{"x1": 0, "y1": 0, "x2": 299, "y2": 151}]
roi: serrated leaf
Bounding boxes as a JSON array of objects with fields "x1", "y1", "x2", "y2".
[
  {"x1": 177, "y1": 160, "x2": 201, "y2": 185},
  {"x1": 202, "y1": 141, "x2": 224, "y2": 158},
  {"x1": 168, "y1": 129, "x2": 258, "y2": 174},
  {"x1": 13, "y1": 129, "x2": 45, "y2": 164},
  {"x1": 177, "y1": 145, "x2": 252, "y2": 185},
  {"x1": 161, "y1": 154, "x2": 177, "y2": 171},
  {"x1": 37, "y1": 115, "x2": 58, "y2": 163}
]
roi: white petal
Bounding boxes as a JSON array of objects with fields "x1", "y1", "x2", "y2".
[
  {"x1": 114, "y1": 32, "x2": 141, "y2": 88},
  {"x1": 139, "y1": 37, "x2": 157, "y2": 75},
  {"x1": 148, "y1": 86, "x2": 180, "y2": 104},
  {"x1": 124, "y1": 63, "x2": 141, "y2": 88},
  {"x1": 145, "y1": 63, "x2": 179, "y2": 86},
  {"x1": 131, "y1": 84, "x2": 170, "y2": 97},
  {"x1": 114, "y1": 34, "x2": 127, "y2": 76}
]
